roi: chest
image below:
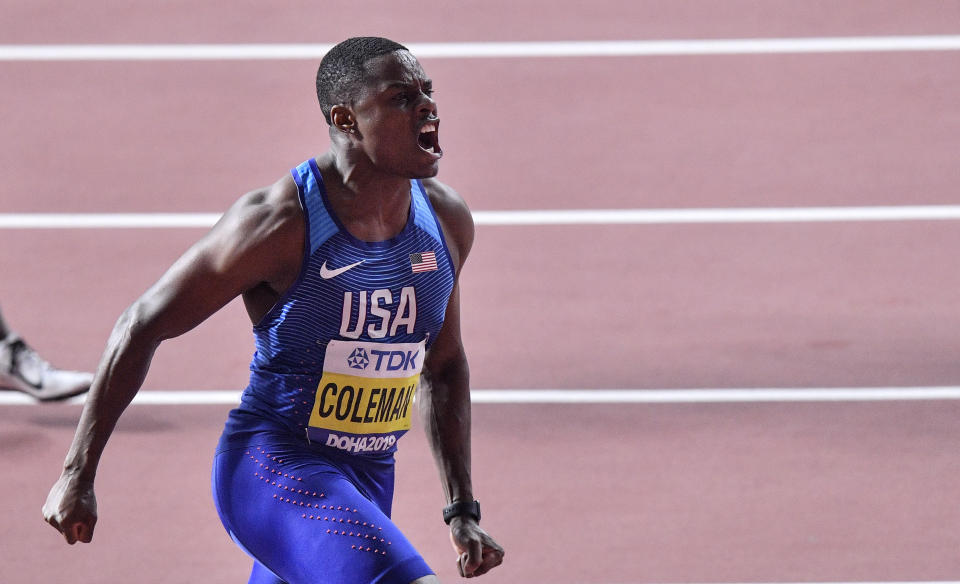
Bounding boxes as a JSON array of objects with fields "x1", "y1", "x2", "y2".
[{"x1": 296, "y1": 233, "x2": 453, "y2": 345}]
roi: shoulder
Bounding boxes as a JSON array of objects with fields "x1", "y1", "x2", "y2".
[
  {"x1": 420, "y1": 178, "x2": 474, "y2": 271},
  {"x1": 204, "y1": 173, "x2": 304, "y2": 283},
  {"x1": 230, "y1": 174, "x2": 301, "y2": 228}
]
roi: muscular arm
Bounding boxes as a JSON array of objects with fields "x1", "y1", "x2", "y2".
[
  {"x1": 420, "y1": 180, "x2": 503, "y2": 577},
  {"x1": 43, "y1": 177, "x2": 303, "y2": 544},
  {"x1": 421, "y1": 281, "x2": 473, "y2": 505}
]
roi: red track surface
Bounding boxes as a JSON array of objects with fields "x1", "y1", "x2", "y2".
[{"x1": 2, "y1": 2, "x2": 960, "y2": 583}]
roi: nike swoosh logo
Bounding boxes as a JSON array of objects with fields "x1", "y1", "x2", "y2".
[{"x1": 319, "y1": 259, "x2": 365, "y2": 279}]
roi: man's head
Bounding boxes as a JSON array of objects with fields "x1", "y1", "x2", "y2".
[
  {"x1": 317, "y1": 37, "x2": 442, "y2": 179},
  {"x1": 316, "y1": 37, "x2": 408, "y2": 125}
]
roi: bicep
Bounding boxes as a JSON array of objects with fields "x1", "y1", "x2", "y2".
[
  {"x1": 130, "y1": 244, "x2": 245, "y2": 342},
  {"x1": 128, "y1": 195, "x2": 300, "y2": 342},
  {"x1": 424, "y1": 282, "x2": 467, "y2": 381},
  {"x1": 422, "y1": 181, "x2": 475, "y2": 380}
]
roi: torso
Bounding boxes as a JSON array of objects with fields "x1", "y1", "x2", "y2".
[{"x1": 225, "y1": 158, "x2": 457, "y2": 456}]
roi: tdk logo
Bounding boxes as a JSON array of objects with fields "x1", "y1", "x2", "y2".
[
  {"x1": 350, "y1": 349, "x2": 420, "y2": 373},
  {"x1": 347, "y1": 348, "x2": 369, "y2": 370}
]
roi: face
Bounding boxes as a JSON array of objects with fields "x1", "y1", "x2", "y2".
[{"x1": 343, "y1": 51, "x2": 442, "y2": 179}]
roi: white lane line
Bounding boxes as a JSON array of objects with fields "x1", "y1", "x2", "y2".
[
  {"x1": 0, "y1": 213, "x2": 223, "y2": 229},
  {"x1": 473, "y1": 206, "x2": 960, "y2": 225},
  {"x1": 633, "y1": 582, "x2": 960, "y2": 584},
  {"x1": 472, "y1": 387, "x2": 960, "y2": 403},
  {"x1": 1, "y1": 36, "x2": 959, "y2": 61},
  {"x1": 4, "y1": 206, "x2": 960, "y2": 229},
  {"x1": 3, "y1": 387, "x2": 960, "y2": 406}
]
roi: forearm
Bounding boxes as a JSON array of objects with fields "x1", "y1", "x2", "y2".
[
  {"x1": 62, "y1": 306, "x2": 161, "y2": 481},
  {"x1": 420, "y1": 355, "x2": 473, "y2": 504}
]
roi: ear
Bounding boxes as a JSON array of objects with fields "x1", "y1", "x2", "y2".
[{"x1": 330, "y1": 105, "x2": 358, "y2": 136}]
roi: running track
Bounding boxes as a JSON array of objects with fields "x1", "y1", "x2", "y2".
[{"x1": 2, "y1": 2, "x2": 960, "y2": 583}]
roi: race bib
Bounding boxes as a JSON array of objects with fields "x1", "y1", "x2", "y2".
[{"x1": 307, "y1": 339, "x2": 424, "y2": 453}]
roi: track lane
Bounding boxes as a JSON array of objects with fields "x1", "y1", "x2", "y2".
[
  {"x1": 2, "y1": 52, "x2": 958, "y2": 214},
  {"x1": 3, "y1": 220, "x2": 960, "y2": 392},
  {"x1": 6, "y1": 400, "x2": 960, "y2": 583},
  {"x1": 3, "y1": 1, "x2": 960, "y2": 44}
]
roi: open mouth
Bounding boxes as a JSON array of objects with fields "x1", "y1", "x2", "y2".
[{"x1": 417, "y1": 121, "x2": 442, "y2": 157}]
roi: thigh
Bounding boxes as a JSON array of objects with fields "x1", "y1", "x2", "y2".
[
  {"x1": 249, "y1": 561, "x2": 286, "y2": 584},
  {"x1": 213, "y1": 444, "x2": 434, "y2": 584}
]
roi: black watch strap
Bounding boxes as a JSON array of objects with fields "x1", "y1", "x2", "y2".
[{"x1": 442, "y1": 500, "x2": 481, "y2": 524}]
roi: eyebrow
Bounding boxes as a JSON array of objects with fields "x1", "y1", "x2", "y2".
[{"x1": 383, "y1": 78, "x2": 432, "y2": 91}]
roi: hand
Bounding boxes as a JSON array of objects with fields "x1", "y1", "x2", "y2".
[
  {"x1": 448, "y1": 516, "x2": 504, "y2": 578},
  {"x1": 42, "y1": 472, "x2": 98, "y2": 544}
]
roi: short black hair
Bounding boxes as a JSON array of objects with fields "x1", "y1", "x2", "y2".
[{"x1": 316, "y1": 37, "x2": 408, "y2": 125}]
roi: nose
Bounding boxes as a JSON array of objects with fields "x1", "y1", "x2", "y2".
[{"x1": 417, "y1": 92, "x2": 437, "y2": 117}]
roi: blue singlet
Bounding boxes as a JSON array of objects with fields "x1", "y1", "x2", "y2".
[{"x1": 212, "y1": 159, "x2": 456, "y2": 584}]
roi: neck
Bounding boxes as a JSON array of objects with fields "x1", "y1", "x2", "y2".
[
  {"x1": 316, "y1": 149, "x2": 413, "y2": 241},
  {"x1": 325, "y1": 149, "x2": 410, "y2": 208}
]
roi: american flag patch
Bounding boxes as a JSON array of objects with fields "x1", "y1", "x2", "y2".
[{"x1": 410, "y1": 251, "x2": 438, "y2": 273}]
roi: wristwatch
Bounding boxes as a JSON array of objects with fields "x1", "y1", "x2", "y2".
[{"x1": 442, "y1": 500, "x2": 481, "y2": 524}]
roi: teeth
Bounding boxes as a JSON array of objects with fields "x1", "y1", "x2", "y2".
[{"x1": 420, "y1": 124, "x2": 437, "y2": 133}]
